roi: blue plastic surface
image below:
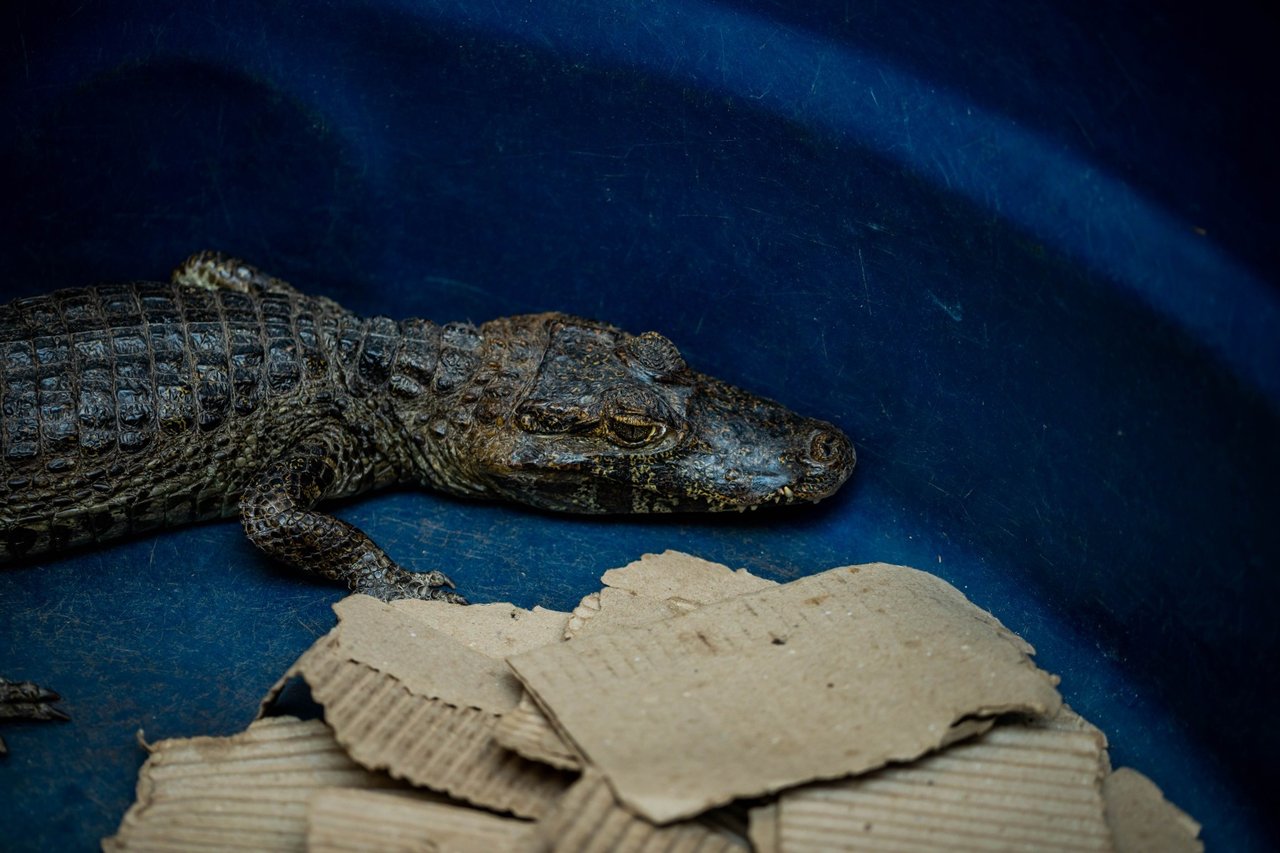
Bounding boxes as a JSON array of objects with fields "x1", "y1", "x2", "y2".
[{"x1": 2, "y1": 2, "x2": 1277, "y2": 849}]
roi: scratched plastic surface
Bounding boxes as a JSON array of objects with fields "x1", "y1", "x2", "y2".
[{"x1": 2, "y1": 2, "x2": 1277, "y2": 849}]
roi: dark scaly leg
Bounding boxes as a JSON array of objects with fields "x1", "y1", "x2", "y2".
[
  {"x1": 241, "y1": 439, "x2": 466, "y2": 603},
  {"x1": 0, "y1": 678, "x2": 69, "y2": 755}
]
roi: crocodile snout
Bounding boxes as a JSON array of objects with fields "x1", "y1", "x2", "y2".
[{"x1": 792, "y1": 424, "x2": 855, "y2": 502}]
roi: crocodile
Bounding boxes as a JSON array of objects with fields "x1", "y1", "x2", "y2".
[{"x1": 0, "y1": 251, "x2": 855, "y2": 745}]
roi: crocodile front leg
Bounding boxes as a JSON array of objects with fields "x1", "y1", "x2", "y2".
[
  {"x1": 0, "y1": 678, "x2": 68, "y2": 754},
  {"x1": 240, "y1": 435, "x2": 466, "y2": 604}
]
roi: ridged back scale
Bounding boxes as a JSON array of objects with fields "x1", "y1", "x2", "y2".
[{"x1": 0, "y1": 281, "x2": 420, "y2": 560}]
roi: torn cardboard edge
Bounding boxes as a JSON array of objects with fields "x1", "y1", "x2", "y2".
[
  {"x1": 508, "y1": 562, "x2": 1064, "y2": 823},
  {"x1": 564, "y1": 550, "x2": 777, "y2": 639}
]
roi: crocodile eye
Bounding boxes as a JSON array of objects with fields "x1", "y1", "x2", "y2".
[{"x1": 605, "y1": 414, "x2": 666, "y2": 448}]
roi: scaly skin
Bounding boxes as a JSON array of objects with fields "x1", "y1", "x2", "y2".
[{"x1": 0, "y1": 251, "x2": 855, "y2": 735}]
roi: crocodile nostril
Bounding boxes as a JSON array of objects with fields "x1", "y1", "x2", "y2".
[{"x1": 807, "y1": 427, "x2": 851, "y2": 468}]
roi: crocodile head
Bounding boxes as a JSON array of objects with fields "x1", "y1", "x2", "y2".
[{"x1": 415, "y1": 313, "x2": 854, "y2": 514}]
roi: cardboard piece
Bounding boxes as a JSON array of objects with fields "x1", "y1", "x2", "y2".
[
  {"x1": 764, "y1": 708, "x2": 1115, "y2": 852},
  {"x1": 508, "y1": 563, "x2": 1063, "y2": 823},
  {"x1": 289, "y1": 632, "x2": 571, "y2": 817},
  {"x1": 307, "y1": 788, "x2": 535, "y2": 853},
  {"x1": 529, "y1": 769, "x2": 747, "y2": 853},
  {"x1": 330, "y1": 596, "x2": 524, "y2": 713},
  {"x1": 498, "y1": 550, "x2": 777, "y2": 764},
  {"x1": 1103, "y1": 767, "x2": 1204, "y2": 853},
  {"x1": 103, "y1": 716, "x2": 399, "y2": 851}
]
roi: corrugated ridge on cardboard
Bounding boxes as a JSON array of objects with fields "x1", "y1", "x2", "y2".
[
  {"x1": 299, "y1": 641, "x2": 572, "y2": 817},
  {"x1": 778, "y1": 720, "x2": 1111, "y2": 853},
  {"x1": 533, "y1": 771, "x2": 746, "y2": 853},
  {"x1": 492, "y1": 692, "x2": 582, "y2": 771},
  {"x1": 564, "y1": 590, "x2": 603, "y2": 639},
  {"x1": 308, "y1": 788, "x2": 533, "y2": 853},
  {"x1": 103, "y1": 717, "x2": 391, "y2": 852}
]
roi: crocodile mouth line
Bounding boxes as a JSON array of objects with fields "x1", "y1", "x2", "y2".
[{"x1": 727, "y1": 484, "x2": 821, "y2": 512}]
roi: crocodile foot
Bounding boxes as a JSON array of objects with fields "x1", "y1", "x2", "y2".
[
  {"x1": 0, "y1": 677, "x2": 69, "y2": 755},
  {"x1": 357, "y1": 568, "x2": 469, "y2": 605}
]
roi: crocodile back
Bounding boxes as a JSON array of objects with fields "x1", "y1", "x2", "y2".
[{"x1": 0, "y1": 281, "x2": 350, "y2": 560}]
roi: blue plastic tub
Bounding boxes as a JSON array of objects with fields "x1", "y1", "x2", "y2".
[{"x1": 2, "y1": 2, "x2": 1277, "y2": 849}]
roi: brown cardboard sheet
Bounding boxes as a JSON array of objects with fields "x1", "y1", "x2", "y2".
[
  {"x1": 763, "y1": 708, "x2": 1114, "y2": 852},
  {"x1": 103, "y1": 716, "x2": 398, "y2": 851},
  {"x1": 508, "y1": 563, "x2": 1063, "y2": 823},
  {"x1": 307, "y1": 788, "x2": 535, "y2": 853},
  {"x1": 328, "y1": 595, "x2": 525, "y2": 713},
  {"x1": 497, "y1": 550, "x2": 776, "y2": 766},
  {"x1": 1103, "y1": 767, "x2": 1204, "y2": 853}
]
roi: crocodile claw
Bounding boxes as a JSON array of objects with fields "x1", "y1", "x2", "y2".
[
  {"x1": 357, "y1": 568, "x2": 469, "y2": 605},
  {"x1": 1, "y1": 677, "x2": 70, "y2": 755}
]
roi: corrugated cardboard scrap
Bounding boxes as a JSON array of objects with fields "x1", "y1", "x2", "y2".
[
  {"x1": 103, "y1": 716, "x2": 405, "y2": 851},
  {"x1": 758, "y1": 707, "x2": 1115, "y2": 852},
  {"x1": 508, "y1": 562, "x2": 1063, "y2": 823},
  {"x1": 271, "y1": 596, "x2": 575, "y2": 818},
  {"x1": 307, "y1": 787, "x2": 534, "y2": 853}
]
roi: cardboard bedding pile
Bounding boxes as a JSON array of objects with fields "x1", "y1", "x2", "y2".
[{"x1": 103, "y1": 552, "x2": 1203, "y2": 852}]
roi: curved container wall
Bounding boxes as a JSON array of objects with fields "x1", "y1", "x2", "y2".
[{"x1": 2, "y1": 2, "x2": 1277, "y2": 849}]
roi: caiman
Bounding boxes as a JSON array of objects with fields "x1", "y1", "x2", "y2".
[{"x1": 0, "y1": 251, "x2": 855, "y2": 745}]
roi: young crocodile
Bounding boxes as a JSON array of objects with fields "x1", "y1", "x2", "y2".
[{"x1": 0, "y1": 252, "x2": 855, "y2": 741}]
